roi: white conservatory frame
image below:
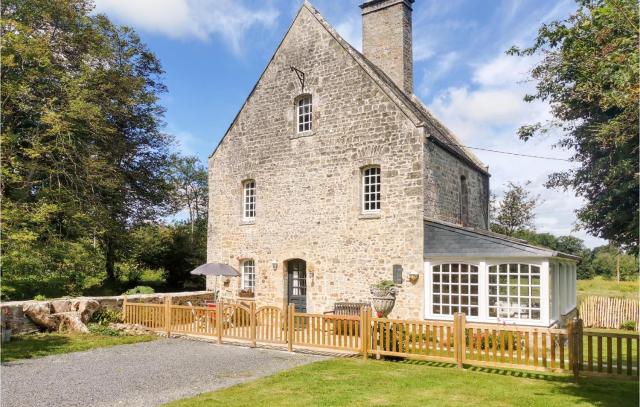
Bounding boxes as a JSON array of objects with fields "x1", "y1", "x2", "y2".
[{"x1": 424, "y1": 256, "x2": 577, "y2": 327}]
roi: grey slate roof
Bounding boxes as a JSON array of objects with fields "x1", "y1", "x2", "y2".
[{"x1": 424, "y1": 219, "x2": 580, "y2": 260}]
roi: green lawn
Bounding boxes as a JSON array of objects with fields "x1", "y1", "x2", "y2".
[
  {"x1": 1, "y1": 332, "x2": 156, "y2": 363},
  {"x1": 578, "y1": 277, "x2": 639, "y2": 299},
  {"x1": 583, "y1": 328, "x2": 638, "y2": 368},
  {"x1": 165, "y1": 358, "x2": 639, "y2": 407}
]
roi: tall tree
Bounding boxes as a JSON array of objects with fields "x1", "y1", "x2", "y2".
[
  {"x1": 1, "y1": 0, "x2": 173, "y2": 293},
  {"x1": 491, "y1": 181, "x2": 540, "y2": 236},
  {"x1": 508, "y1": 0, "x2": 639, "y2": 253},
  {"x1": 168, "y1": 155, "x2": 208, "y2": 235}
]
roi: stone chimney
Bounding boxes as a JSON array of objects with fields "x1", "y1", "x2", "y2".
[{"x1": 360, "y1": 0, "x2": 414, "y2": 94}]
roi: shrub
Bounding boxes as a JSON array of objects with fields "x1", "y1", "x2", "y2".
[
  {"x1": 123, "y1": 286, "x2": 155, "y2": 295},
  {"x1": 372, "y1": 280, "x2": 395, "y2": 290},
  {"x1": 89, "y1": 308, "x2": 123, "y2": 325},
  {"x1": 620, "y1": 321, "x2": 637, "y2": 331},
  {"x1": 88, "y1": 323, "x2": 121, "y2": 336},
  {"x1": 33, "y1": 294, "x2": 47, "y2": 301}
]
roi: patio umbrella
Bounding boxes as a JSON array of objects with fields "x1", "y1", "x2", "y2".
[
  {"x1": 190, "y1": 263, "x2": 240, "y2": 277},
  {"x1": 191, "y1": 263, "x2": 240, "y2": 300}
]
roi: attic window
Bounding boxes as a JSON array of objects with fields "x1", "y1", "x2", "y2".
[{"x1": 296, "y1": 95, "x2": 312, "y2": 132}]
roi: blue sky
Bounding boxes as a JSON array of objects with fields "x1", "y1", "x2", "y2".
[{"x1": 93, "y1": 0, "x2": 606, "y2": 248}]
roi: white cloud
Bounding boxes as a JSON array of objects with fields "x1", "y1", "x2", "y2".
[
  {"x1": 418, "y1": 51, "x2": 459, "y2": 95},
  {"x1": 472, "y1": 54, "x2": 537, "y2": 87},
  {"x1": 428, "y1": 51, "x2": 606, "y2": 248},
  {"x1": 335, "y1": 15, "x2": 361, "y2": 51},
  {"x1": 93, "y1": 0, "x2": 279, "y2": 54},
  {"x1": 414, "y1": 39, "x2": 435, "y2": 62}
]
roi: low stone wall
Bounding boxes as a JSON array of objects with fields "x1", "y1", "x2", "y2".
[{"x1": 1, "y1": 291, "x2": 214, "y2": 334}]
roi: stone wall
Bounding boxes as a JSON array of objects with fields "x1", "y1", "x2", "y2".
[
  {"x1": 207, "y1": 6, "x2": 425, "y2": 319},
  {"x1": 424, "y1": 140, "x2": 489, "y2": 229},
  {"x1": 0, "y1": 291, "x2": 214, "y2": 334}
]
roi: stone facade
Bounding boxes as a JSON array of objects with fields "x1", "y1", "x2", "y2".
[
  {"x1": 424, "y1": 140, "x2": 489, "y2": 228},
  {"x1": 206, "y1": 2, "x2": 489, "y2": 320}
]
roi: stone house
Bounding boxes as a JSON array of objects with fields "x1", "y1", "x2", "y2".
[{"x1": 207, "y1": 0, "x2": 578, "y2": 327}]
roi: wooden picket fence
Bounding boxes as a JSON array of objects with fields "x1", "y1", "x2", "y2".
[
  {"x1": 580, "y1": 296, "x2": 640, "y2": 329},
  {"x1": 122, "y1": 298, "x2": 639, "y2": 379}
]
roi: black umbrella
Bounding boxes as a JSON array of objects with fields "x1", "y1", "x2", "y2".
[{"x1": 190, "y1": 263, "x2": 240, "y2": 277}]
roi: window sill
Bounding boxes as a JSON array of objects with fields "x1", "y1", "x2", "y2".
[
  {"x1": 358, "y1": 212, "x2": 381, "y2": 220},
  {"x1": 290, "y1": 130, "x2": 314, "y2": 140},
  {"x1": 240, "y1": 220, "x2": 255, "y2": 226}
]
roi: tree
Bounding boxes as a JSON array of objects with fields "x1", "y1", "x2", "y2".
[
  {"x1": 1, "y1": 0, "x2": 173, "y2": 294},
  {"x1": 508, "y1": 0, "x2": 639, "y2": 253},
  {"x1": 512, "y1": 230, "x2": 594, "y2": 278},
  {"x1": 588, "y1": 245, "x2": 637, "y2": 281},
  {"x1": 168, "y1": 155, "x2": 208, "y2": 235},
  {"x1": 490, "y1": 181, "x2": 540, "y2": 236}
]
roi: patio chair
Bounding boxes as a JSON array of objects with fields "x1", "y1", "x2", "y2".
[{"x1": 186, "y1": 301, "x2": 207, "y2": 331}]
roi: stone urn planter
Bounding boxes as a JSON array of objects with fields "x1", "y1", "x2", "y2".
[{"x1": 370, "y1": 281, "x2": 397, "y2": 318}]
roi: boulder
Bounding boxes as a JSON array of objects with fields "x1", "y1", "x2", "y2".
[
  {"x1": 50, "y1": 300, "x2": 74, "y2": 314},
  {"x1": 50, "y1": 312, "x2": 89, "y2": 333},
  {"x1": 22, "y1": 299, "x2": 99, "y2": 333},
  {"x1": 73, "y1": 299, "x2": 100, "y2": 323},
  {"x1": 22, "y1": 302, "x2": 57, "y2": 331}
]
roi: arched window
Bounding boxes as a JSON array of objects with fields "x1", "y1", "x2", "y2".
[
  {"x1": 432, "y1": 263, "x2": 479, "y2": 317},
  {"x1": 488, "y1": 263, "x2": 541, "y2": 320},
  {"x1": 296, "y1": 95, "x2": 312, "y2": 132},
  {"x1": 241, "y1": 259, "x2": 255, "y2": 292},
  {"x1": 459, "y1": 175, "x2": 468, "y2": 226},
  {"x1": 242, "y1": 180, "x2": 256, "y2": 220},
  {"x1": 362, "y1": 166, "x2": 381, "y2": 213}
]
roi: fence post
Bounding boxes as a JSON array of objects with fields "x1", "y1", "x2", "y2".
[
  {"x1": 250, "y1": 302, "x2": 257, "y2": 348},
  {"x1": 122, "y1": 295, "x2": 128, "y2": 323},
  {"x1": 571, "y1": 318, "x2": 584, "y2": 382},
  {"x1": 361, "y1": 307, "x2": 369, "y2": 360},
  {"x1": 568, "y1": 318, "x2": 583, "y2": 381},
  {"x1": 454, "y1": 313, "x2": 465, "y2": 368},
  {"x1": 164, "y1": 296, "x2": 172, "y2": 337},
  {"x1": 217, "y1": 300, "x2": 223, "y2": 344},
  {"x1": 287, "y1": 304, "x2": 295, "y2": 352}
]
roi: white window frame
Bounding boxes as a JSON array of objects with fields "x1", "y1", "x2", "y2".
[
  {"x1": 241, "y1": 259, "x2": 255, "y2": 292},
  {"x1": 296, "y1": 95, "x2": 312, "y2": 133},
  {"x1": 242, "y1": 180, "x2": 256, "y2": 221},
  {"x1": 424, "y1": 259, "x2": 484, "y2": 323},
  {"x1": 487, "y1": 262, "x2": 543, "y2": 322},
  {"x1": 430, "y1": 262, "x2": 480, "y2": 318},
  {"x1": 362, "y1": 166, "x2": 381, "y2": 213},
  {"x1": 424, "y1": 257, "x2": 554, "y2": 327}
]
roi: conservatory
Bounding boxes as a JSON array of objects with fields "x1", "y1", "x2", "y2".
[{"x1": 423, "y1": 220, "x2": 579, "y2": 327}]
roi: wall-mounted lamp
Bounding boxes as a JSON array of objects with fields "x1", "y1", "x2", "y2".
[
  {"x1": 409, "y1": 270, "x2": 420, "y2": 283},
  {"x1": 271, "y1": 260, "x2": 278, "y2": 271}
]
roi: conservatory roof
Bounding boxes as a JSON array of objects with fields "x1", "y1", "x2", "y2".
[{"x1": 424, "y1": 219, "x2": 580, "y2": 261}]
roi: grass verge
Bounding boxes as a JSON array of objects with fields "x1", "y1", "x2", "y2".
[
  {"x1": 1, "y1": 331, "x2": 156, "y2": 363},
  {"x1": 578, "y1": 278, "x2": 639, "y2": 299},
  {"x1": 165, "y1": 358, "x2": 638, "y2": 407}
]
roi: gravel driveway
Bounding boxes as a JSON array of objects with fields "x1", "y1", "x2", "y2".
[{"x1": 1, "y1": 338, "x2": 327, "y2": 407}]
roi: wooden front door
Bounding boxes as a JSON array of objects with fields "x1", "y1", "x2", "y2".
[{"x1": 287, "y1": 259, "x2": 307, "y2": 312}]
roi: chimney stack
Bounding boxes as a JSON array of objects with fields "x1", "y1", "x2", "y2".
[{"x1": 360, "y1": 0, "x2": 414, "y2": 94}]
